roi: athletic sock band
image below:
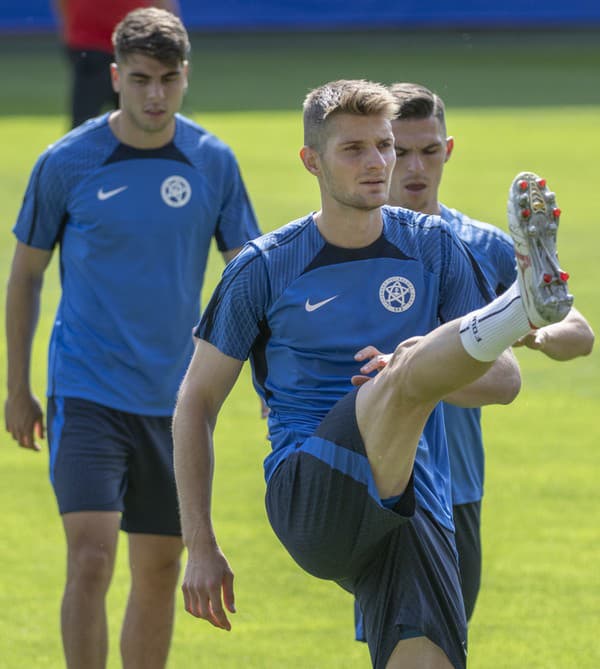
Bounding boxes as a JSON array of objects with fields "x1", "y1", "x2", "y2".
[{"x1": 459, "y1": 283, "x2": 532, "y2": 361}]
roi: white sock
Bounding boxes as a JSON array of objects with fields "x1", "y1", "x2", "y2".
[{"x1": 459, "y1": 283, "x2": 532, "y2": 362}]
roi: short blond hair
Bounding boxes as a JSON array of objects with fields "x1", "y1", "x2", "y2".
[{"x1": 303, "y1": 79, "x2": 398, "y2": 150}]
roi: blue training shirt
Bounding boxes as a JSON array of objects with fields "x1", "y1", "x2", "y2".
[
  {"x1": 197, "y1": 206, "x2": 493, "y2": 531},
  {"x1": 439, "y1": 204, "x2": 517, "y2": 505},
  {"x1": 13, "y1": 113, "x2": 260, "y2": 415}
]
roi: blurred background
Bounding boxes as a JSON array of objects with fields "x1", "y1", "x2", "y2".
[
  {"x1": 2, "y1": 1, "x2": 600, "y2": 117},
  {"x1": 4, "y1": 0, "x2": 600, "y2": 33}
]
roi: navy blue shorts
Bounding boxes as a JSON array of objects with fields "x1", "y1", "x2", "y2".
[
  {"x1": 47, "y1": 396, "x2": 181, "y2": 535},
  {"x1": 266, "y1": 390, "x2": 467, "y2": 669},
  {"x1": 453, "y1": 500, "x2": 482, "y2": 622}
]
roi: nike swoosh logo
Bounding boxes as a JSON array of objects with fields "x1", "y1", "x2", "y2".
[
  {"x1": 305, "y1": 295, "x2": 338, "y2": 312},
  {"x1": 97, "y1": 186, "x2": 128, "y2": 200}
]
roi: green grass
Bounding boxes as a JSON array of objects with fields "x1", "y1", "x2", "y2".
[{"x1": 1, "y1": 29, "x2": 599, "y2": 669}]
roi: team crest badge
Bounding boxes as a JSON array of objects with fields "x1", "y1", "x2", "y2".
[
  {"x1": 379, "y1": 276, "x2": 416, "y2": 313},
  {"x1": 161, "y1": 175, "x2": 191, "y2": 208}
]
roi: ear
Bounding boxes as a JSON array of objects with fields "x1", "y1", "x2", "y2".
[
  {"x1": 445, "y1": 136, "x2": 454, "y2": 163},
  {"x1": 300, "y1": 146, "x2": 321, "y2": 176},
  {"x1": 110, "y1": 63, "x2": 120, "y2": 94}
]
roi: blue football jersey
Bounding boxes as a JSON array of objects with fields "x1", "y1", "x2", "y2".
[
  {"x1": 197, "y1": 206, "x2": 492, "y2": 530},
  {"x1": 13, "y1": 113, "x2": 260, "y2": 415},
  {"x1": 439, "y1": 204, "x2": 517, "y2": 505}
]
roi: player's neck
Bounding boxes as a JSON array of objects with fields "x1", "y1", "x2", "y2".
[
  {"x1": 314, "y1": 205, "x2": 383, "y2": 248},
  {"x1": 422, "y1": 201, "x2": 441, "y2": 215},
  {"x1": 392, "y1": 197, "x2": 441, "y2": 216},
  {"x1": 108, "y1": 110, "x2": 176, "y2": 149}
]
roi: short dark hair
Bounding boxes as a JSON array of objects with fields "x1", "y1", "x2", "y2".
[
  {"x1": 303, "y1": 79, "x2": 398, "y2": 151},
  {"x1": 388, "y1": 83, "x2": 447, "y2": 134},
  {"x1": 112, "y1": 7, "x2": 190, "y2": 65}
]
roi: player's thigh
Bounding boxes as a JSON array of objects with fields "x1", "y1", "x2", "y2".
[
  {"x1": 386, "y1": 636, "x2": 454, "y2": 669},
  {"x1": 127, "y1": 533, "x2": 183, "y2": 586},
  {"x1": 47, "y1": 396, "x2": 129, "y2": 515},
  {"x1": 62, "y1": 510, "x2": 121, "y2": 582}
]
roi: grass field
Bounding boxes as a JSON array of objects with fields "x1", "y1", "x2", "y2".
[{"x1": 1, "y1": 28, "x2": 599, "y2": 668}]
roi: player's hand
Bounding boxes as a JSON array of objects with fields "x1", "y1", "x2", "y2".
[
  {"x1": 513, "y1": 329, "x2": 548, "y2": 352},
  {"x1": 351, "y1": 346, "x2": 392, "y2": 387},
  {"x1": 181, "y1": 542, "x2": 236, "y2": 630},
  {"x1": 4, "y1": 392, "x2": 45, "y2": 451}
]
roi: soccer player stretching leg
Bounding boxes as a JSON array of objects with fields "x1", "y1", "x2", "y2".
[{"x1": 173, "y1": 79, "x2": 573, "y2": 669}]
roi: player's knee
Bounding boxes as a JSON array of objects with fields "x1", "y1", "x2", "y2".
[
  {"x1": 496, "y1": 366, "x2": 521, "y2": 404},
  {"x1": 132, "y1": 553, "x2": 181, "y2": 593},
  {"x1": 67, "y1": 543, "x2": 114, "y2": 591},
  {"x1": 384, "y1": 340, "x2": 431, "y2": 408}
]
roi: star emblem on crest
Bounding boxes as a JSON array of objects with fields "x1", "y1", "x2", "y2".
[{"x1": 379, "y1": 276, "x2": 416, "y2": 313}]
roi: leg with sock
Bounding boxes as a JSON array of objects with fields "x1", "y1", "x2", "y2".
[{"x1": 460, "y1": 171, "x2": 573, "y2": 362}]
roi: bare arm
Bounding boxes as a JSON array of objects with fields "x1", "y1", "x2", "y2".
[
  {"x1": 513, "y1": 307, "x2": 594, "y2": 360},
  {"x1": 4, "y1": 242, "x2": 53, "y2": 450},
  {"x1": 353, "y1": 343, "x2": 521, "y2": 408},
  {"x1": 173, "y1": 339, "x2": 244, "y2": 630}
]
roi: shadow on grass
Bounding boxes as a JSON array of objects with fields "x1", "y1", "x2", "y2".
[{"x1": 1, "y1": 28, "x2": 600, "y2": 116}]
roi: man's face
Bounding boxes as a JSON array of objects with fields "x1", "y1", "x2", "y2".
[
  {"x1": 308, "y1": 113, "x2": 396, "y2": 212},
  {"x1": 388, "y1": 116, "x2": 453, "y2": 214},
  {"x1": 111, "y1": 53, "x2": 188, "y2": 143}
]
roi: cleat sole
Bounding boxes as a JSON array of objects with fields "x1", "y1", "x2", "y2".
[{"x1": 507, "y1": 171, "x2": 573, "y2": 327}]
